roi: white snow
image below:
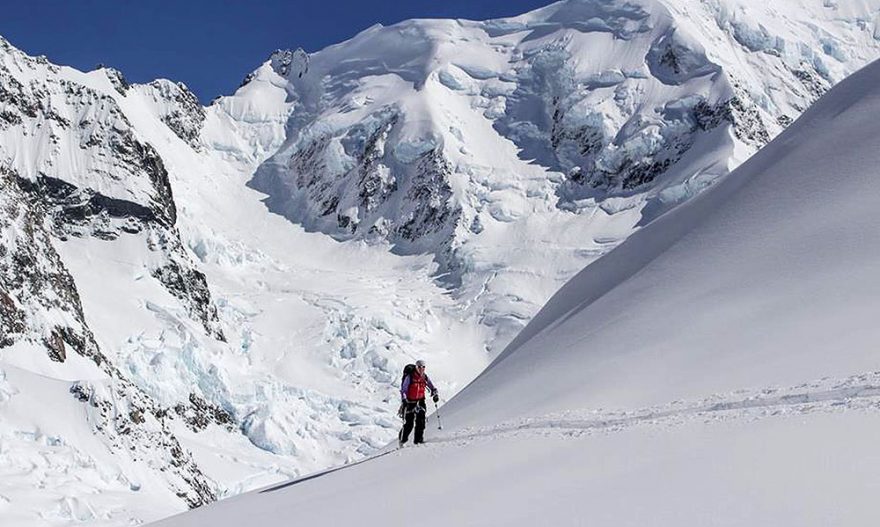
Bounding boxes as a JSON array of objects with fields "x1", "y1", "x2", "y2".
[
  {"x1": 152, "y1": 56, "x2": 880, "y2": 527},
  {"x1": 250, "y1": 0, "x2": 880, "y2": 366},
  {"x1": 0, "y1": 361, "x2": 185, "y2": 527},
  {"x1": 445, "y1": 55, "x2": 880, "y2": 427},
  {"x1": 1, "y1": 1, "x2": 880, "y2": 525}
]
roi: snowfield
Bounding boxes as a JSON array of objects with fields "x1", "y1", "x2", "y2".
[
  {"x1": 152, "y1": 55, "x2": 880, "y2": 527},
  {"x1": 1, "y1": 0, "x2": 880, "y2": 525}
]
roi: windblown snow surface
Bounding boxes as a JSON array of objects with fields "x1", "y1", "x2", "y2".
[{"x1": 153, "y1": 57, "x2": 880, "y2": 527}]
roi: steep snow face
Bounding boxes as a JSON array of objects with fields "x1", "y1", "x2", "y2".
[
  {"x1": 0, "y1": 38, "x2": 223, "y2": 341},
  {"x1": 153, "y1": 57, "x2": 880, "y2": 527},
  {"x1": 134, "y1": 80, "x2": 206, "y2": 151},
  {"x1": 250, "y1": 0, "x2": 880, "y2": 355},
  {"x1": 0, "y1": 167, "x2": 101, "y2": 368},
  {"x1": 442, "y1": 55, "x2": 880, "y2": 428},
  {"x1": 0, "y1": 36, "x2": 233, "y2": 521},
  {"x1": 201, "y1": 60, "x2": 293, "y2": 173}
]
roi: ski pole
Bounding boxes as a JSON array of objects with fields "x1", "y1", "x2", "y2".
[{"x1": 433, "y1": 399, "x2": 443, "y2": 430}]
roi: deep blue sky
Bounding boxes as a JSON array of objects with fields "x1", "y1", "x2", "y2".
[{"x1": 0, "y1": 1, "x2": 551, "y2": 103}]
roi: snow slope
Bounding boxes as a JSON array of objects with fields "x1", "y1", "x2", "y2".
[{"x1": 152, "y1": 56, "x2": 880, "y2": 527}]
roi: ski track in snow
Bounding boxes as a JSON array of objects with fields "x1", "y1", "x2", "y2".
[
  {"x1": 257, "y1": 370, "x2": 880, "y2": 493},
  {"x1": 432, "y1": 371, "x2": 880, "y2": 445}
]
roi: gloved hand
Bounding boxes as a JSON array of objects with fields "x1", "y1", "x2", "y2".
[
  {"x1": 397, "y1": 402, "x2": 405, "y2": 419},
  {"x1": 432, "y1": 393, "x2": 439, "y2": 403}
]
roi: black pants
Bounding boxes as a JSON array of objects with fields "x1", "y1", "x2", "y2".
[{"x1": 399, "y1": 399, "x2": 427, "y2": 444}]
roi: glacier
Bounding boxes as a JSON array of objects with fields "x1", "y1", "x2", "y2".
[{"x1": 153, "y1": 50, "x2": 880, "y2": 527}]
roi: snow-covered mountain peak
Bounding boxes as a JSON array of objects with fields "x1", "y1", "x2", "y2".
[
  {"x1": 266, "y1": 48, "x2": 309, "y2": 80},
  {"x1": 247, "y1": 0, "x2": 879, "y2": 352},
  {"x1": 1, "y1": 34, "x2": 236, "y2": 520}
]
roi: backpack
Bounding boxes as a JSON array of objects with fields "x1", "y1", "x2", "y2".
[{"x1": 402, "y1": 363, "x2": 416, "y2": 383}]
